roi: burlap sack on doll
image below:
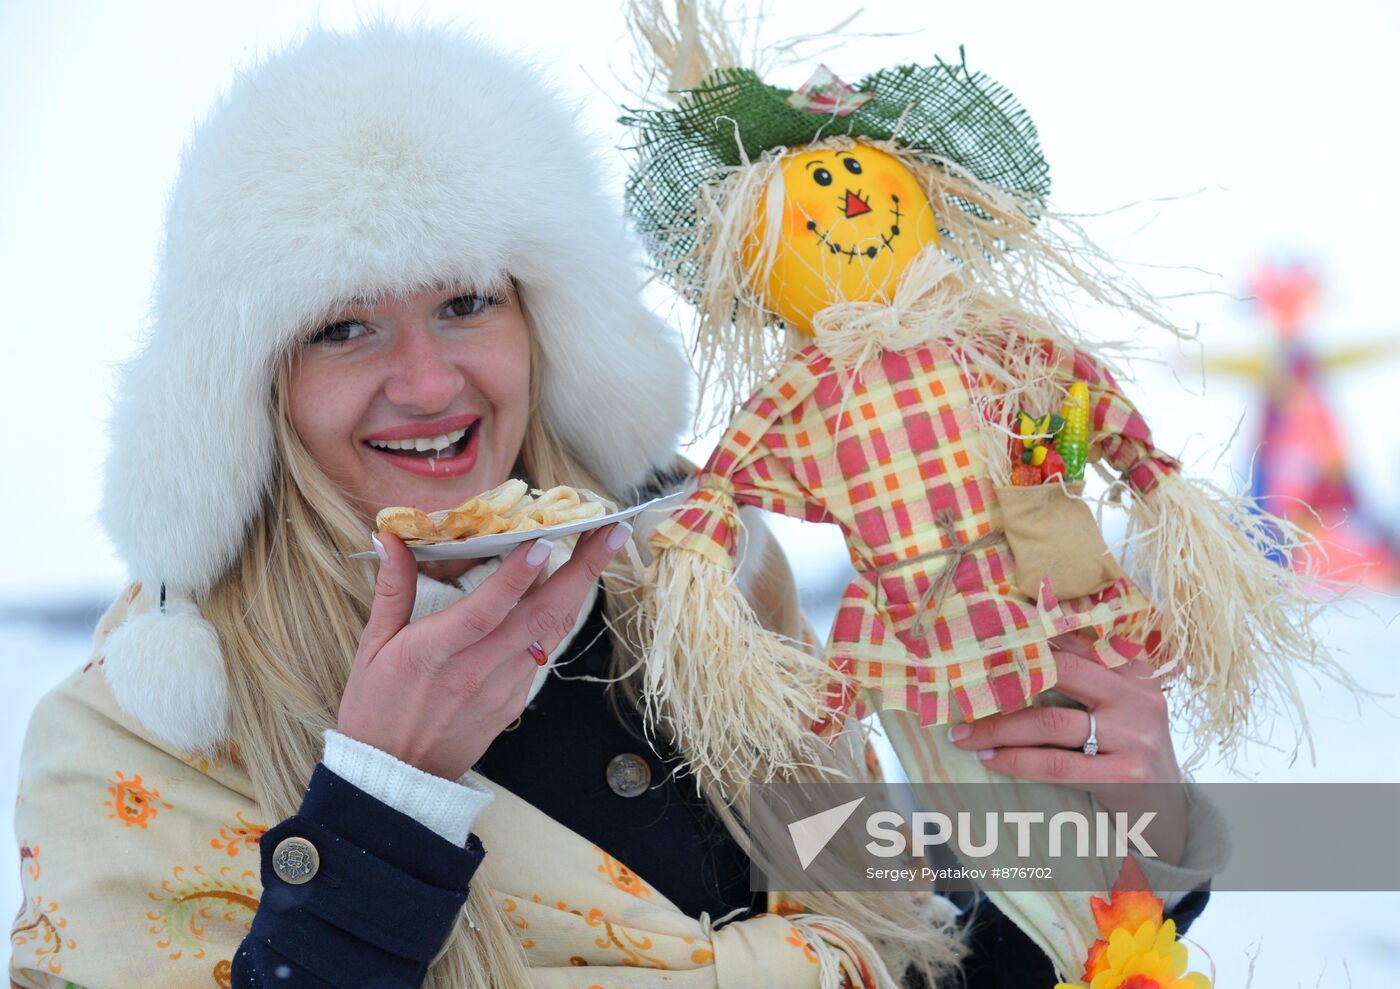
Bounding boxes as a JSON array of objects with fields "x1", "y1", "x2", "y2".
[{"x1": 994, "y1": 480, "x2": 1123, "y2": 600}]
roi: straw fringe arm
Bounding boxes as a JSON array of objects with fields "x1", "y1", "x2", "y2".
[
  {"x1": 1048, "y1": 340, "x2": 1356, "y2": 764},
  {"x1": 637, "y1": 474, "x2": 854, "y2": 800}
]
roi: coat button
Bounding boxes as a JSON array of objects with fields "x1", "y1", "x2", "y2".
[
  {"x1": 606, "y1": 753, "x2": 651, "y2": 798},
  {"x1": 272, "y1": 836, "x2": 320, "y2": 885}
]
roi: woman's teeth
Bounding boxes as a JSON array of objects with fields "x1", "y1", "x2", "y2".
[{"x1": 367, "y1": 425, "x2": 469, "y2": 455}]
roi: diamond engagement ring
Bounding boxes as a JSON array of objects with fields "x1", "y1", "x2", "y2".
[{"x1": 1082, "y1": 710, "x2": 1099, "y2": 757}]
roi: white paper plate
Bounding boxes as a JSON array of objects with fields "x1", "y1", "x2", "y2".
[{"x1": 349, "y1": 486, "x2": 693, "y2": 561}]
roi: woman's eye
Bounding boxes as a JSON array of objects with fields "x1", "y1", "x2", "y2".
[
  {"x1": 306, "y1": 321, "x2": 365, "y2": 346},
  {"x1": 444, "y1": 293, "x2": 504, "y2": 318}
]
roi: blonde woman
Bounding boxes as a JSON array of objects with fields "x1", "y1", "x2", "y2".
[{"x1": 9, "y1": 19, "x2": 1220, "y2": 989}]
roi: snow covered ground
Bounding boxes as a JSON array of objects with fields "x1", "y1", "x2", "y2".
[{"x1": 4, "y1": 564, "x2": 1396, "y2": 984}]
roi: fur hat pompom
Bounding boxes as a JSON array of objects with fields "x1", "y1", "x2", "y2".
[{"x1": 104, "y1": 596, "x2": 228, "y2": 754}]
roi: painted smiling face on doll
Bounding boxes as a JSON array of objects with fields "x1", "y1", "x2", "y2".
[{"x1": 746, "y1": 143, "x2": 940, "y2": 334}]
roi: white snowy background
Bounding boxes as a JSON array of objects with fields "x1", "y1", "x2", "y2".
[{"x1": 2, "y1": 0, "x2": 1398, "y2": 984}]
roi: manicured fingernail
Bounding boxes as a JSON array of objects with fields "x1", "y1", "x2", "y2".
[
  {"x1": 976, "y1": 749, "x2": 997, "y2": 762},
  {"x1": 371, "y1": 533, "x2": 388, "y2": 564},
  {"x1": 525, "y1": 538, "x2": 555, "y2": 568},
  {"x1": 948, "y1": 725, "x2": 971, "y2": 743},
  {"x1": 605, "y1": 522, "x2": 633, "y2": 551}
]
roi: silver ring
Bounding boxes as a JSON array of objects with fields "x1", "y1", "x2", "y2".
[{"x1": 1082, "y1": 710, "x2": 1099, "y2": 757}]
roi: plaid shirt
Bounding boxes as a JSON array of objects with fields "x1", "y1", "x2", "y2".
[{"x1": 651, "y1": 336, "x2": 1176, "y2": 728}]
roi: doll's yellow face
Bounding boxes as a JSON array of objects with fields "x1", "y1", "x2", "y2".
[{"x1": 746, "y1": 144, "x2": 940, "y2": 334}]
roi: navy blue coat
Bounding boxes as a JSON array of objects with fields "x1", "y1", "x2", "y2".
[{"x1": 234, "y1": 578, "x2": 1208, "y2": 988}]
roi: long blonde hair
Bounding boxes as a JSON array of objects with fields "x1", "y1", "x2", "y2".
[{"x1": 200, "y1": 289, "x2": 966, "y2": 986}]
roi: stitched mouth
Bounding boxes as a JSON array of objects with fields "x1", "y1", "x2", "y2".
[
  {"x1": 805, "y1": 195, "x2": 905, "y2": 265},
  {"x1": 365, "y1": 419, "x2": 478, "y2": 459}
]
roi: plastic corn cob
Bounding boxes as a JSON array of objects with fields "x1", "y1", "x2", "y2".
[{"x1": 1059, "y1": 382, "x2": 1090, "y2": 481}]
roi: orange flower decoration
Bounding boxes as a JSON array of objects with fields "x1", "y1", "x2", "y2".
[
  {"x1": 1056, "y1": 859, "x2": 1211, "y2": 989},
  {"x1": 592, "y1": 845, "x2": 652, "y2": 899},
  {"x1": 210, "y1": 812, "x2": 267, "y2": 858},
  {"x1": 770, "y1": 895, "x2": 810, "y2": 917},
  {"x1": 1091, "y1": 887, "x2": 1163, "y2": 937},
  {"x1": 19, "y1": 840, "x2": 40, "y2": 880},
  {"x1": 104, "y1": 771, "x2": 173, "y2": 829}
]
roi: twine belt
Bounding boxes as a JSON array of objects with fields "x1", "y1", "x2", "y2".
[{"x1": 868, "y1": 509, "x2": 1002, "y2": 639}]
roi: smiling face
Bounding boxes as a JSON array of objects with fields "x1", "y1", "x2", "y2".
[
  {"x1": 745, "y1": 143, "x2": 940, "y2": 334},
  {"x1": 285, "y1": 280, "x2": 532, "y2": 523}
]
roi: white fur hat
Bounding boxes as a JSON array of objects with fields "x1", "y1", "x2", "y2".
[{"x1": 99, "y1": 20, "x2": 692, "y2": 751}]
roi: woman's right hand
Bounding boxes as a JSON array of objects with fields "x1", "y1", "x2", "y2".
[{"x1": 337, "y1": 521, "x2": 632, "y2": 779}]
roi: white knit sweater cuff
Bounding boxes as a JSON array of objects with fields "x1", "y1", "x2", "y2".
[
  {"x1": 321, "y1": 730, "x2": 495, "y2": 847},
  {"x1": 1137, "y1": 780, "x2": 1231, "y2": 914}
]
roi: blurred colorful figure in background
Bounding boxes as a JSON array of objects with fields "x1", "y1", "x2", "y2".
[{"x1": 1215, "y1": 262, "x2": 1400, "y2": 585}]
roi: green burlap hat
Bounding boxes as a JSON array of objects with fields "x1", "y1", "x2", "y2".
[{"x1": 621, "y1": 48, "x2": 1051, "y2": 269}]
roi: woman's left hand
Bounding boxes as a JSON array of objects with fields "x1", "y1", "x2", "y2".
[{"x1": 948, "y1": 632, "x2": 1188, "y2": 866}]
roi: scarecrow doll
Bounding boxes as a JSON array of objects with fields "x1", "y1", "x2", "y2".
[{"x1": 620, "y1": 3, "x2": 1345, "y2": 979}]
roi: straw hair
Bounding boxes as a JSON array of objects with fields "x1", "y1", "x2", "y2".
[
  {"x1": 627, "y1": 0, "x2": 742, "y2": 93},
  {"x1": 632, "y1": 129, "x2": 1178, "y2": 434}
]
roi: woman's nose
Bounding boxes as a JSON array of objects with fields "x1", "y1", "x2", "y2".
[{"x1": 380, "y1": 324, "x2": 464, "y2": 412}]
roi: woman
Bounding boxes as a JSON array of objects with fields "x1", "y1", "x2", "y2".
[{"x1": 9, "y1": 19, "x2": 1223, "y2": 989}]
